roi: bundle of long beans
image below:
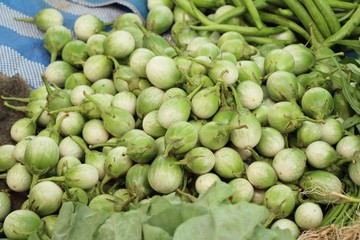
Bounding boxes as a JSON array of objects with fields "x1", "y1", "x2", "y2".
[{"x1": 173, "y1": 0, "x2": 360, "y2": 50}]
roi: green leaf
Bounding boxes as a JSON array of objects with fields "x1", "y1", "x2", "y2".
[
  {"x1": 145, "y1": 202, "x2": 208, "y2": 236},
  {"x1": 146, "y1": 195, "x2": 174, "y2": 216},
  {"x1": 142, "y1": 224, "x2": 173, "y2": 240},
  {"x1": 94, "y1": 211, "x2": 142, "y2": 240},
  {"x1": 28, "y1": 232, "x2": 41, "y2": 240},
  {"x1": 248, "y1": 225, "x2": 296, "y2": 240},
  {"x1": 342, "y1": 114, "x2": 360, "y2": 129},
  {"x1": 341, "y1": 75, "x2": 360, "y2": 115},
  {"x1": 172, "y1": 202, "x2": 269, "y2": 240},
  {"x1": 347, "y1": 63, "x2": 360, "y2": 76},
  {"x1": 195, "y1": 181, "x2": 234, "y2": 208},
  {"x1": 52, "y1": 202, "x2": 111, "y2": 240}
]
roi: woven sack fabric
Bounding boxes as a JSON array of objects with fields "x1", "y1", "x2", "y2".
[{"x1": 0, "y1": 0, "x2": 147, "y2": 89}]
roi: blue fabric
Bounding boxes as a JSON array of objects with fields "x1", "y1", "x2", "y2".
[{"x1": 0, "y1": 0, "x2": 148, "y2": 89}]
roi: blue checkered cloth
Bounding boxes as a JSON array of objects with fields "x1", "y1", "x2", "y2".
[{"x1": 0, "y1": 0, "x2": 147, "y2": 89}]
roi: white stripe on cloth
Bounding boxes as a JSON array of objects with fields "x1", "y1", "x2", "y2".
[
  {"x1": 0, "y1": 46, "x2": 45, "y2": 89},
  {"x1": 0, "y1": 3, "x2": 44, "y2": 39},
  {"x1": 45, "y1": 0, "x2": 129, "y2": 23}
]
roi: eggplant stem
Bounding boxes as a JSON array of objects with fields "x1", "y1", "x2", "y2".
[
  {"x1": 89, "y1": 142, "x2": 117, "y2": 149},
  {"x1": 172, "y1": 159, "x2": 188, "y2": 165},
  {"x1": 167, "y1": 37, "x2": 182, "y2": 56},
  {"x1": 3, "y1": 101, "x2": 27, "y2": 112},
  {"x1": 99, "y1": 174, "x2": 112, "y2": 194},
  {"x1": 48, "y1": 105, "x2": 79, "y2": 115},
  {"x1": 107, "y1": 55, "x2": 121, "y2": 70},
  {"x1": 176, "y1": 188, "x2": 197, "y2": 202},
  {"x1": 108, "y1": 180, "x2": 123, "y2": 194},
  {"x1": 1, "y1": 95, "x2": 31, "y2": 103},
  {"x1": 115, "y1": 194, "x2": 136, "y2": 212},
  {"x1": 70, "y1": 135, "x2": 90, "y2": 153},
  {"x1": 229, "y1": 85, "x2": 244, "y2": 110},
  {"x1": 262, "y1": 213, "x2": 276, "y2": 227},
  {"x1": 14, "y1": 17, "x2": 34, "y2": 22},
  {"x1": 30, "y1": 174, "x2": 41, "y2": 189},
  {"x1": 50, "y1": 51, "x2": 57, "y2": 63},
  {"x1": 37, "y1": 175, "x2": 65, "y2": 183}
]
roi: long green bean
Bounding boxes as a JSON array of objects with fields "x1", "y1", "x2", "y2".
[
  {"x1": 242, "y1": 0, "x2": 264, "y2": 29},
  {"x1": 327, "y1": 0, "x2": 359, "y2": 10},
  {"x1": 259, "y1": 11, "x2": 310, "y2": 40},
  {"x1": 192, "y1": 0, "x2": 226, "y2": 9},
  {"x1": 303, "y1": 0, "x2": 332, "y2": 38},
  {"x1": 350, "y1": 26, "x2": 360, "y2": 37},
  {"x1": 215, "y1": 0, "x2": 272, "y2": 24},
  {"x1": 173, "y1": 0, "x2": 214, "y2": 26},
  {"x1": 190, "y1": 24, "x2": 287, "y2": 36},
  {"x1": 215, "y1": 6, "x2": 246, "y2": 24},
  {"x1": 284, "y1": 0, "x2": 325, "y2": 43},
  {"x1": 244, "y1": 36, "x2": 294, "y2": 45},
  {"x1": 231, "y1": 0, "x2": 244, "y2": 7},
  {"x1": 272, "y1": 8, "x2": 296, "y2": 19},
  {"x1": 313, "y1": 0, "x2": 341, "y2": 34},
  {"x1": 324, "y1": 5, "x2": 360, "y2": 46},
  {"x1": 264, "y1": 0, "x2": 287, "y2": 7},
  {"x1": 337, "y1": 8, "x2": 356, "y2": 23}
]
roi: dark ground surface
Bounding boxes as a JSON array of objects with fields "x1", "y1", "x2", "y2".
[{"x1": 0, "y1": 73, "x2": 32, "y2": 212}]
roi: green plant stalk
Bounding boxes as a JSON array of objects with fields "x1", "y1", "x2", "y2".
[
  {"x1": 320, "y1": 185, "x2": 354, "y2": 226},
  {"x1": 333, "y1": 184, "x2": 360, "y2": 226},
  {"x1": 343, "y1": 187, "x2": 360, "y2": 225},
  {"x1": 344, "y1": 203, "x2": 359, "y2": 225},
  {"x1": 320, "y1": 203, "x2": 344, "y2": 226},
  {"x1": 333, "y1": 202, "x2": 352, "y2": 226},
  {"x1": 303, "y1": 0, "x2": 332, "y2": 38}
]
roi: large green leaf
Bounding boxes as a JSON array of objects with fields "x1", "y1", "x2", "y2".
[
  {"x1": 94, "y1": 211, "x2": 142, "y2": 240},
  {"x1": 172, "y1": 202, "x2": 269, "y2": 240},
  {"x1": 145, "y1": 195, "x2": 175, "y2": 216},
  {"x1": 145, "y1": 202, "x2": 208, "y2": 236},
  {"x1": 248, "y1": 225, "x2": 295, "y2": 240},
  {"x1": 51, "y1": 202, "x2": 111, "y2": 240},
  {"x1": 142, "y1": 224, "x2": 173, "y2": 240},
  {"x1": 195, "y1": 181, "x2": 234, "y2": 208}
]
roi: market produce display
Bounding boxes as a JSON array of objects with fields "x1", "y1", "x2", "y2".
[{"x1": 1, "y1": 0, "x2": 360, "y2": 239}]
